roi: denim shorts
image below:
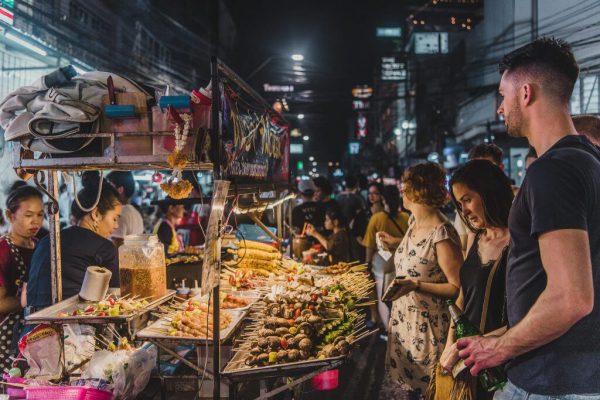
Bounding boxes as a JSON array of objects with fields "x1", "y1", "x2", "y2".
[{"x1": 494, "y1": 380, "x2": 600, "y2": 400}]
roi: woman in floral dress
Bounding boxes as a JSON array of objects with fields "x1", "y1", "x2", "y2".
[{"x1": 379, "y1": 162, "x2": 463, "y2": 398}]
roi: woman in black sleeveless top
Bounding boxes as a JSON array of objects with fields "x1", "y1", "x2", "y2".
[{"x1": 440, "y1": 160, "x2": 514, "y2": 399}]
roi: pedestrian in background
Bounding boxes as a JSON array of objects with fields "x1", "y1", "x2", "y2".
[
  {"x1": 367, "y1": 182, "x2": 385, "y2": 216},
  {"x1": 573, "y1": 114, "x2": 600, "y2": 146},
  {"x1": 106, "y1": 171, "x2": 143, "y2": 248},
  {"x1": 362, "y1": 185, "x2": 409, "y2": 333}
]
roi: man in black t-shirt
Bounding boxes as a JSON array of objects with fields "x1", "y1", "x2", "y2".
[
  {"x1": 456, "y1": 38, "x2": 600, "y2": 397},
  {"x1": 291, "y1": 179, "x2": 324, "y2": 233}
]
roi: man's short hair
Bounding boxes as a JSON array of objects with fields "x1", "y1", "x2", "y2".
[
  {"x1": 344, "y1": 175, "x2": 358, "y2": 190},
  {"x1": 312, "y1": 176, "x2": 333, "y2": 197},
  {"x1": 499, "y1": 37, "x2": 579, "y2": 104},
  {"x1": 573, "y1": 114, "x2": 600, "y2": 145},
  {"x1": 468, "y1": 143, "x2": 503, "y2": 165},
  {"x1": 106, "y1": 171, "x2": 136, "y2": 199}
]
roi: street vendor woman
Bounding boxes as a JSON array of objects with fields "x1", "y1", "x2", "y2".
[
  {"x1": 0, "y1": 183, "x2": 43, "y2": 369},
  {"x1": 153, "y1": 197, "x2": 186, "y2": 256},
  {"x1": 26, "y1": 172, "x2": 122, "y2": 312}
]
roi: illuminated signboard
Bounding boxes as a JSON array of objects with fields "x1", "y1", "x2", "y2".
[
  {"x1": 263, "y1": 84, "x2": 294, "y2": 93},
  {"x1": 376, "y1": 27, "x2": 402, "y2": 38},
  {"x1": 357, "y1": 114, "x2": 367, "y2": 138},
  {"x1": 352, "y1": 100, "x2": 370, "y2": 110},
  {"x1": 414, "y1": 32, "x2": 449, "y2": 54},
  {"x1": 349, "y1": 142, "x2": 360, "y2": 155},
  {"x1": 381, "y1": 56, "x2": 407, "y2": 81},
  {"x1": 352, "y1": 86, "x2": 373, "y2": 99},
  {"x1": 290, "y1": 144, "x2": 304, "y2": 154},
  {"x1": 0, "y1": 0, "x2": 14, "y2": 25},
  {"x1": 296, "y1": 161, "x2": 304, "y2": 170}
]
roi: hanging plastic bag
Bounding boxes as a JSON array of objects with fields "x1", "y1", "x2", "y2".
[{"x1": 17, "y1": 324, "x2": 62, "y2": 380}]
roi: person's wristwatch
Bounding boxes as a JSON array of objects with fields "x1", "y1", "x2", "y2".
[{"x1": 415, "y1": 280, "x2": 421, "y2": 291}]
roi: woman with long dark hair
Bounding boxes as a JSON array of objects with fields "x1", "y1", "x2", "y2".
[
  {"x1": 0, "y1": 183, "x2": 43, "y2": 369},
  {"x1": 26, "y1": 172, "x2": 122, "y2": 311},
  {"x1": 437, "y1": 159, "x2": 514, "y2": 400}
]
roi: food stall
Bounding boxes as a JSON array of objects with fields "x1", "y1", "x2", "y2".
[{"x1": 2, "y1": 58, "x2": 374, "y2": 400}]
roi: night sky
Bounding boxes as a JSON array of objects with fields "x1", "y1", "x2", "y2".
[{"x1": 229, "y1": 1, "x2": 410, "y2": 163}]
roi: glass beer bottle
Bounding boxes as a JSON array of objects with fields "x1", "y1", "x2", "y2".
[{"x1": 447, "y1": 299, "x2": 507, "y2": 392}]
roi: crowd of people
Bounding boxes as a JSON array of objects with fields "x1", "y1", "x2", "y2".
[
  {"x1": 0, "y1": 37, "x2": 599, "y2": 399},
  {"x1": 292, "y1": 38, "x2": 600, "y2": 400}
]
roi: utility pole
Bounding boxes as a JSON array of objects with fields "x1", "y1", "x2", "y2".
[{"x1": 531, "y1": 0, "x2": 538, "y2": 40}]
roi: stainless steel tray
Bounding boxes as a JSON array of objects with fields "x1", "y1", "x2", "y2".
[
  {"x1": 221, "y1": 329, "x2": 378, "y2": 380},
  {"x1": 135, "y1": 307, "x2": 250, "y2": 344},
  {"x1": 25, "y1": 290, "x2": 176, "y2": 325},
  {"x1": 222, "y1": 349, "x2": 345, "y2": 380}
]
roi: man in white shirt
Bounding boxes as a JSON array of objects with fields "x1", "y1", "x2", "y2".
[{"x1": 106, "y1": 171, "x2": 144, "y2": 247}]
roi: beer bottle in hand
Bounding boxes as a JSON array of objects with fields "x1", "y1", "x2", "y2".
[{"x1": 447, "y1": 299, "x2": 507, "y2": 392}]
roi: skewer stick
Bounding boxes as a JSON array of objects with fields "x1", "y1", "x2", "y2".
[{"x1": 0, "y1": 381, "x2": 27, "y2": 388}]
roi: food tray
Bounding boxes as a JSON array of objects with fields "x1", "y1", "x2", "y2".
[
  {"x1": 135, "y1": 308, "x2": 250, "y2": 344},
  {"x1": 221, "y1": 328, "x2": 378, "y2": 380},
  {"x1": 222, "y1": 349, "x2": 345, "y2": 380},
  {"x1": 25, "y1": 290, "x2": 176, "y2": 325}
]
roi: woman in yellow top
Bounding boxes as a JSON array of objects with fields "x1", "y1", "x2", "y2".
[
  {"x1": 362, "y1": 185, "x2": 409, "y2": 331},
  {"x1": 153, "y1": 198, "x2": 186, "y2": 256}
]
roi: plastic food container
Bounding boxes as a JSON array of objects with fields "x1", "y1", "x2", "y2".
[
  {"x1": 311, "y1": 369, "x2": 339, "y2": 391},
  {"x1": 25, "y1": 386, "x2": 113, "y2": 400},
  {"x1": 119, "y1": 234, "x2": 167, "y2": 300}
]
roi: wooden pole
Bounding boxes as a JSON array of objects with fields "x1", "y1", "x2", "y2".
[{"x1": 47, "y1": 171, "x2": 62, "y2": 303}]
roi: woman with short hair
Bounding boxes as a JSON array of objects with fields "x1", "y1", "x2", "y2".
[{"x1": 379, "y1": 162, "x2": 463, "y2": 399}]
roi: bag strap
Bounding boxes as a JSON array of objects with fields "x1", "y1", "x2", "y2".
[
  {"x1": 385, "y1": 212, "x2": 406, "y2": 237},
  {"x1": 479, "y1": 246, "x2": 507, "y2": 333}
]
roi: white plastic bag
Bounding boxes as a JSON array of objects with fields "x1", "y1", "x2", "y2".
[
  {"x1": 82, "y1": 343, "x2": 157, "y2": 400},
  {"x1": 63, "y1": 324, "x2": 95, "y2": 373}
]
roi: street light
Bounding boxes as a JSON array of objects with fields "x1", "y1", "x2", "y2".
[
  {"x1": 303, "y1": 135, "x2": 309, "y2": 141},
  {"x1": 298, "y1": 114, "x2": 305, "y2": 120},
  {"x1": 247, "y1": 54, "x2": 305, "y2": 80}
]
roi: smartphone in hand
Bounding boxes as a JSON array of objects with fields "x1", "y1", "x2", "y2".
[{"x1": 382, "y1": 275, "x2": 407, "y2": 302}]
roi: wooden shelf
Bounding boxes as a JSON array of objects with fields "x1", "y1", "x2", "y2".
[{"x1": 11, "y1": 130, "x2": 213, "y2": 172}]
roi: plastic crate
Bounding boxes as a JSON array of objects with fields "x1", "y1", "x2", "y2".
[{"x1": 25, "y1": 386, "x2": 113, "y2": 400}]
